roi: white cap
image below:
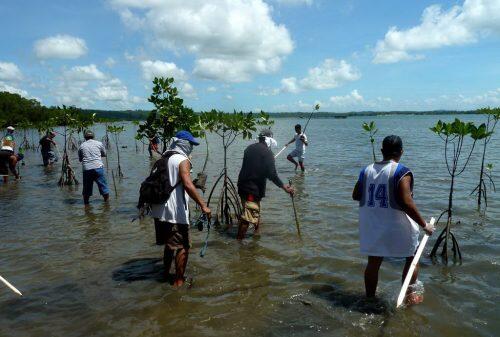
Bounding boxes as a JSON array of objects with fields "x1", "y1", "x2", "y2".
[{"x1": 7, "y1": 126, "x2": 15, "y2": 131}]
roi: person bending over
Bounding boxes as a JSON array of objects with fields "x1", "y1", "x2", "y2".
[
  {"x1": 40, "y1": 131, "x2": 58, "y2": 166},
  {"x1": 0, "y1": 126, "x2": 20, "y2": 182},
  {"x1": 78, "y1": 130, "x2": 110, "y2": 205},
  {"x1": 237, "y1": 129, "x2": 294, "y2": 241},
  {"x1": 352, "y1": 135, "x2": 435, "y2": 305}
]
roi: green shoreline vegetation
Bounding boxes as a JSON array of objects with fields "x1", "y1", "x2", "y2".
[{"x1": 0, "y1": 90, "x2": 483, "y2": 128}]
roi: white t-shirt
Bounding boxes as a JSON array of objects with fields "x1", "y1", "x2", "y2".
[
  {"x1": 150, "y1": 153, "x2": 191, "y2": 224},
  {"x1": 358, "y1": 160, "x2": 420, "y2": 257},
  {"x1": 294, "y1": 133, "x2": 307, "y2": 153}
]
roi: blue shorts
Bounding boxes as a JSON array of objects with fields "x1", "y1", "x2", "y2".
[{"x1": 82, "y1": 168, "x2": 110, "y2": 196}]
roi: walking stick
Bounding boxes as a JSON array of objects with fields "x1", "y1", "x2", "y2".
[
  {"x1": 111, "y1": 169, "x2": 118, "y2": 197},
  {"x1": 289, "y1": 179, "x2": 301, "y2": 236},
  {"x1": 274, "y1": 145, "x2": 288, "y2": 159},
  {"x1": 0, "y1": 274, "x2": 22, "y2": 296},
  {"x1": 396, "y1": 217, "x2": 436, "y2": 308}
]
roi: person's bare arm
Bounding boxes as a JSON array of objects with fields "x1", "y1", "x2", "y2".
[
  {"x1": 352, "y1": 181, "x2": 361, "y2": 201},
  {"x1": 397, "y1": 175, "x2": 431, "y2": 233},
  {"x1": 179, "y1": 160, "x2": 211, "y2": 216},
  {"x1": 301, "y1": 135, "x2": 308, "y2": 146},
  {"x1": 286, "y1": 137, "x2": 295, "y2": 146}
]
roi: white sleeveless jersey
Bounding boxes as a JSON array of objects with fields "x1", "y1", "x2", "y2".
[
  {"x1": 358, "y1": 160, "x2": 419, "y2": 257},
  {"x1": 150, "y1": 153, "x2": 191, "y2": 224}
]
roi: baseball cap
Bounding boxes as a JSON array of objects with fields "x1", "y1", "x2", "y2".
[
  {"x1": 84, "y1": 130, "x2": 95, "y2": 139},
  {"x1": 258, "y1": 128, "x2": 273, "y2": 138},
  {"x1": 382, "y1": 135, "x2": 403, "y2": 155},
  {"x1": 7, "y1": 126, "x2": 15, "y2": 131},
  {"x1": 175, "y1": 130, "x2": 199, "y2": 145}
]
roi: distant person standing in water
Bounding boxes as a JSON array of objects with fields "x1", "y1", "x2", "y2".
[
  {"x1": 39, "y1": 131, "x2": 58, "y2": 166},
  {"x1": 150, "y1": 131, "x2": 211, "y2": 287},
  {"x1": 237, "y1": 129, "x2": 294, "y2": 240},
  {"x1": 286, "y1": 124, "x2": 308, "y2": 172},
  {"x1": 78, "y1": 130, "x2": 109, "y2": 205},
  {"x1": 148, "y1": 135, "x2": 160, "y2": 157},
  {"x1": 0, "y1": 126, "x2": 20, "y2": 182},
  {"x1": 352, "y1": 135, "x2": 435, "y2": 305}
]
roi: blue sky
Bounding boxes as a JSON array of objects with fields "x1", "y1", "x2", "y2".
[{"x1": 0, "y1": 0, "x2": 499, "y2": 112}]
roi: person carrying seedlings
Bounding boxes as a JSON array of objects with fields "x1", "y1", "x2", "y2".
[
  {"x1": 149, "y1": 131, "x2": 211, "y2": 287},
  {"x1": 352, "y1": 135, "x2": 435, "y2": 305},
  {"x1": 286, "y1": 124, "x2": 308, "y2": 172},
  {"x1": 39, "y1": 131, "x2": 58, "y2": 166},
  {"x1": 0, "y1": 126, "x2": 20, "y2": 182},
  {"x1": 78, "y1": 130, "x2": 110, "y2": 205},
  {"x1": 237, "y1": 129, "x2": 294, "y2": 241}
]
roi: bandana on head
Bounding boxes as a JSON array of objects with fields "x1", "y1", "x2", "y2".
[
  {"x1": 264, "y1": 136, "x2": 278, "y2": 149},
  {"x1": 167, "y1": 137, "x2": 193, "y2": 157}
]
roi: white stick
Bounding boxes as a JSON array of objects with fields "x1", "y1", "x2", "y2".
[
  {"x1": 0, "y1": 274, "x2": 23, "y2": 296},
  {"x1": 396, "y1": 217, "x2": 435, "y2": 308},
  {"x1": 274, "y1": 145, "x2": 287, "y2": 159}
]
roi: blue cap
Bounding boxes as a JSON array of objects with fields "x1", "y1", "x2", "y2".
[{"x1": 175, "y1": 130, "x2": 200, "y2": 145}]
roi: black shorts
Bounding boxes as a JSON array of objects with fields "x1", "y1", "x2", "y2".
[
  {"x1": 0, "y1": 150, "x2": 13, "y2": 175},
  {"x1": 154, "y1": 219, "x2": 191, "y2": 250}
]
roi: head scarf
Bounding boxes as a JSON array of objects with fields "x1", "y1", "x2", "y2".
[
  {"x1": 167, "y1": 137, "x2": 194, "y2": 157},
  {"x1": 264, "y1": 136, "x2": 278, "y2": 149}
]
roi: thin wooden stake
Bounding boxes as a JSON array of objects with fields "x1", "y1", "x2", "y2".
[
  {"x1": 289, "y1": 179, "x2": 301, "y2": 236},
  {"x1": 0, "y1": 274, "x2": 22, "y2": 296},
  {"x1": 111, "y1": 169, "x2": 118, "y2": 198}
]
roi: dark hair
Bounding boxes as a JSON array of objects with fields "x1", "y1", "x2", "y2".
[
  {"x1": 382, "y1": 135, "x2": 403, "y2": 157},
  {"x1": 295, "y1": 124, "x2": 301, "y2": 129}
]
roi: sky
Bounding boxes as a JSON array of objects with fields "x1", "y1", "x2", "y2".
[{"x1": 0, "y1": 0, "x2": 499, "y2": 112}]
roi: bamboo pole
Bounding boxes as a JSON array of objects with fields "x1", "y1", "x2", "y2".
[
  {"x1": 0, "y1": 274, "x2": 22, "y2": 296},
  {"x1": 289, "y1": 179, "x2": 301, "y2": 236},
  {"x1": 111, "y1": 169, "x2": 118, "y2": 197}
]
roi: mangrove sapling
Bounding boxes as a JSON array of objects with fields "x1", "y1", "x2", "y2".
[
  {"x1": 202, "y1": 110, "x2": 273, "y2": 228},
  {"x1": 362, "y1": 121, "x2": 378, "y2": 162},
  {"x1": 132, "y1": 121, "x2": 140, "y2": 153},
  {"x1": 471, "y1": 107, "x2": 500, "y2": 208},
  {"x1": 137, "y1": 77, "x2": 200, "y2": 153},
  {"x1": 55, "y1": 106, "x2": 82, "y2": 186},
  {"x1": 102, "y1": 121, "x2": 112, "y2": 150},
  {"x1": 429, "y1": 119, "x2": 486, "y2": 263},
  {"x1": 107, "y1": 124, "x2": 125, "y2": 178}
]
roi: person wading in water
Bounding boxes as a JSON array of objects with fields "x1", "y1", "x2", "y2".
[
  {"x1": 286, "y1": 124, "x2": 308, "y2": 172},
  {"x1": 352, "y1": 135, "x2": 435, "y2": 304},
  {"x1": 237, "y1": 129, "x2": 294, "y2": 241},
  {"x1": 78, "y1": 130, "x2": 110, "y2": 205},
  {"x1": 0, "y1": 126, "x2": 21, "y2": 183},
  {"x1": 150, "y1": 131, "x2": 211, "y2": 287},
  {"x1": 39, "y1": 131, "x2": 58, "y2": 166}
]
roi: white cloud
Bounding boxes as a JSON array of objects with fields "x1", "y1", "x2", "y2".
[
  {"x1": 34, "y1": 35, "x2": 88, "y2": 59},
  {"x1": 226, "y1": 95, "x2": 233, "y2": 100},
  {"x1": 276, "y1": 59, "x2": 360, "y2": 94},
  {"x1": 180, "y1": 82, "x2": 197, "y2": 99},
  {"x1": 206, "y1": 86, "x2": 217, "y2": 92},
  {"x1": 330, "y1": 90, "x2": 364, "y2": 105},
  {"x1": 110, "y1": 0, "x2": 294, "y2": 82},
  {"x1": 140, "y1": 60, "x2": 187, "y2": 81},
  {"x1": 95, "y1": 78, "x2": 129, "y2": 101},
  {"x1": 458, "y1": 88, "x2": 500, "y2": 105},
  {"x1": 373, "y1": 0, "x2": 500, "y2": 64},
  {"x1": 275, "y1": 0, "x2": 313, "y2": 6},
  {"x1": 64, "y1": 64, "x2": 106, "y2": 81},
  {"x1": 0, "y1": 62, "x2": 23, "y2": 81},
  {"x1": 105, "y1": 57, "x2": 116, "y2": 67},
  {"x1": 0, "y1": 81, "x2": 28, "y2": 97}
]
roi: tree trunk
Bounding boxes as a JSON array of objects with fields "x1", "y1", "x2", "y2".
[{"x1": 477, "y1": 140, "x2": 487, "y2": 207}]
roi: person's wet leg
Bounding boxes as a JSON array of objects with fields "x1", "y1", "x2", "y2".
[
  {"x1": 287, "y1": 155, "x2": 298, "y2": 170},
  {"x1": 299, "y1": 161, "x2": 305, "y2": 172},
  {"x1": 163, "y1": 246, "x2": 174, "y2": 280},
  {"x1": 237, "y1": 220, "x2": 250, "y2": 241},
  {"x1": 365, "y1": 256, "x2": 383, "y2": 297},
  {"x1": 173, "y1": 248, "x2": 189, "y2": 287},
  {"x1": 403, "y1": 256, "x2": 423, "y2": 304}
]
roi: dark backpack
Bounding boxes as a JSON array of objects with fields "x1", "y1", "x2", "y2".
[{"x1": 137, "y1": 151, "x2": 182, "y2": 209}]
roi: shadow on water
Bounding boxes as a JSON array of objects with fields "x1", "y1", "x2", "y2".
[
  {"x1": 310, "y1": 284, "x2": 391, "y2": 316},
  {"x1": 112, "y1": 258, "x2": 170, "y2": 284}
]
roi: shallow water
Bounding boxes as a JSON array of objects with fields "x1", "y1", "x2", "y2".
[{"x1": 0, "y1": 115, "x2": 499, "y2": 337}]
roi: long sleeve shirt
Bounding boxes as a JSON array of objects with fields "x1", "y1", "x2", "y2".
[{"x1": 237, "y1": 142, "x2": 284, "y2": 200}]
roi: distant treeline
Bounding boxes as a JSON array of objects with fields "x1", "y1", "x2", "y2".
[{"x1": 0, "y1": 90, "x2": 481, "y2": 128}]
